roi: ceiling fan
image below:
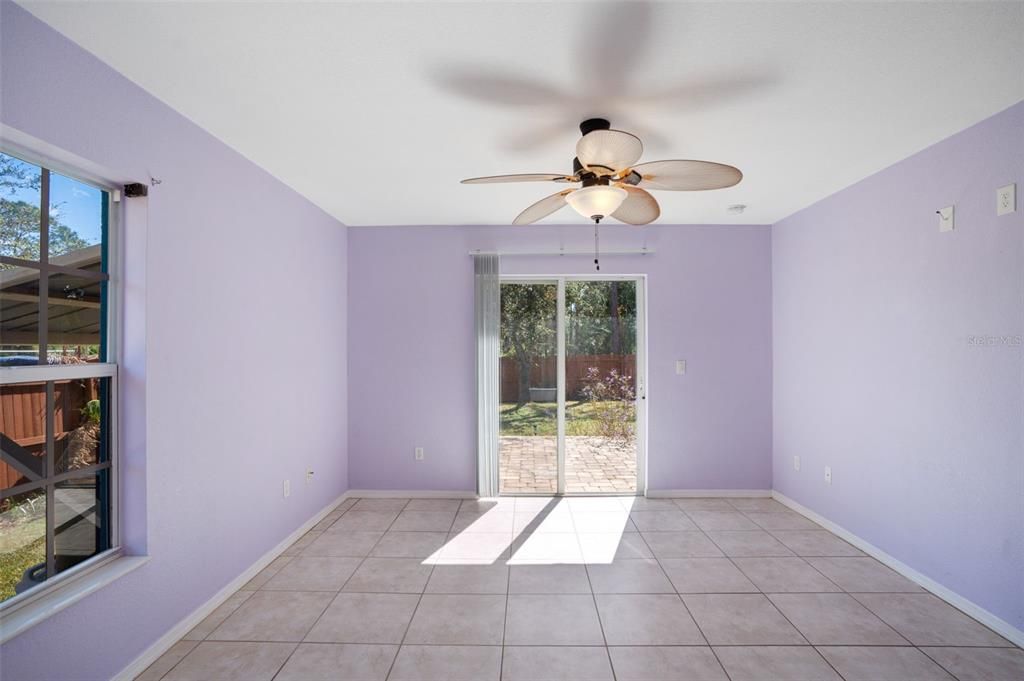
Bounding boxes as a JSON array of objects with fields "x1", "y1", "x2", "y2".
[{"x1": 461, "y1": 118, "x2": 743, "y2": 226}]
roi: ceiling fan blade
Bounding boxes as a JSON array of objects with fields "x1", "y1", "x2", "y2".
[
  {"x1": 461, "y1": 173, "x2": 576, "y2": 184},
  {"x1": 612, "y1": 186, "x2": 660, "y2": 225},
  {"x1": 576, "y1": 1, "x2": 655, "y2": 95},
  {"x1": 576, "y1": 129, "x2": 643, "y2": 173},
  {"x1": 631, "y1": 160, "x2": 742, "y2": 191},
  {"x1": 513, "y1": 190, "x2": 573, "y2": 225},
  {"x1": 632, "y1": 73, "x2": 777, "y2": 108},
  {"x1": 431, "y1": 67, "x2": 568, "y2": 108}
]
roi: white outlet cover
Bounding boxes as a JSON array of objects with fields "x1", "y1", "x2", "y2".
[
  {"x1": 794, "y1": 455, "x2": 801, "y2": 471},
  {"x1": 824, "y1": 466, "x2": 832, "y2": 484},
  {"x1": 283, "y1": 479, "x2": 291, "y2": 497},
  {"x1": 675, "y1": 360, "x2": 687, "y2": 375},
  {"x1": 415, "y1": 447, "x2": 425, "y2": 461},
  {"x1": 997, "y1": 183, "x2": 1016, "y2": 216},
  {"x1": 937, "y1": 206, "x2": 954, "y2": 232}
]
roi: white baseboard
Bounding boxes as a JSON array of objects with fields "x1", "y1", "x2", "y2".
[
  {"x1": 772, "y1": 490, "x2": 1024, "y2": 648},
  {"x1": 346, "y1": 489, "x2": 477, "y2": 499},
  {"x1": 112, "y1": 492, "x2": 352, "y2": 681},
  {"x1": 646, "y1": 489, "x2": 772, "y2": 498}
]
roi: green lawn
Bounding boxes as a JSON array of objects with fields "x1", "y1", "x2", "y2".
[
  {"x1": 500, "y1": 400, "x2": 634, "y2": 437},
  {"x1": 0, "y1": 534, "x2": 45, "y2": 602},
  {"x1": 1, "y1": 494, "x2": 47, "y2": 602}
]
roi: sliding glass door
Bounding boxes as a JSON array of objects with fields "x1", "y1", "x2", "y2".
[
  {"x1": 499, "y1": 277, "x2": 645, "y2": 495},
  {"x1": 564, "y1": 280, "x2": 639, "y2": 493}
]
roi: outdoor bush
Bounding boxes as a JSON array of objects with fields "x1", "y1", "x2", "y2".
[{"x1": 580, "y1": 367, "x2": 636, "y2": 441}]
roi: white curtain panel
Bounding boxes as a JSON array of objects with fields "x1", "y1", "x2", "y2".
[{"x1": 474, "y1": 254, "x2": 500, "y2": 497}]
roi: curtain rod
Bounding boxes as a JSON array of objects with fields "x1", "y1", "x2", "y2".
[{"x1": 468, "y1": 248, "x2": 654, "y2": 257}]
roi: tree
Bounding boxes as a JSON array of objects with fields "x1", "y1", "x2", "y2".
[
  {"x1": 501, "y1": 284, "x2": 556, "y2": 406},
  {"x1": 565, "y1": 281, "x2": 637, "y2": 355},
  {"x1": 1, "y1": 155, "x2": 89, "y2": 261},
  {"x1": 1, "y1": 198, "x2": 90, "y2": 261},
  {"x1": 0, "y1": 154, "x2": 40, "y2": 194},
  {"x1": 609, "y1": 281, "x2": 621, "y2": 354}
]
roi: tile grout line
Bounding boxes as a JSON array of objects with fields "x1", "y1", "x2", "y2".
[
  {"x1": 499, "y1": 523, "x2": 512, "y2": 681},
  {"x1": 379, "y1": 499, "x2": 466, "y2": 679},
  {"x1": 915, "y1": 645, "x2": 967, "y2": 681},
  {"x1": 361, "y1": 498, "x2": 438, "y2": 681},
  {"x1": 571, "y1": 505, "x2": 618, "y2": 681},
  {"x1": 268, "y1": 497, "x2": 374, "y2": 681},
  {"x1": 671, "y1": 504, "x2": 742, "y2": 681},
  {"x1": 146, "y1": 639, "x2": 1021, "y2": 649}
]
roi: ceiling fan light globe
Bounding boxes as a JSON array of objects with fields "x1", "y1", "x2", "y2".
[{"x1": 566, "y1": 185, "x2": 628, "y2": 221}]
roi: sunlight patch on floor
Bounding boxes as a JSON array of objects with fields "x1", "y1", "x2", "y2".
[{"x1": 423, "y1": 496, "x2": 638, "y2": 566}]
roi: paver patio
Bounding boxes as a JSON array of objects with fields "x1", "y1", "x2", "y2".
[{"x1": 499, "y1": 436, "x2": 636, "y2": 494}]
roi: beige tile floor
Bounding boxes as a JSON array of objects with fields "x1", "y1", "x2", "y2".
[{"x1": 138, "y1": 496, "x2": 1024, "y2": 680}]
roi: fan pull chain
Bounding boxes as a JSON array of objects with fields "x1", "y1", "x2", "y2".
[{"x1": 594, "y1": 220, "x2": 601, "y2": 271}]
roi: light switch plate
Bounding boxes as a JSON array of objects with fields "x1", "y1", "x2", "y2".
[
  {"x1": 997, "y1": 184, "x2": 1016, "y2": 216},
  {"x1": 675, "y1": 360, "x2": 686, "y2": 375},
  {"x1": 937, "y1": 206, "x2": 954, "y2": 232}
]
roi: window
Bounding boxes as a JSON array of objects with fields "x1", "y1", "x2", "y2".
[{"x1": 0, "y1": 150, "x2": 117, "y2": 608}]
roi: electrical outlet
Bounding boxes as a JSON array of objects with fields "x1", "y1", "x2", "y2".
[
  {"x1": 997, "y1": 183, "x2": 1016, "y2": 216},
  {"x1": 306, "y1": 469, "x2": 315, "y2": 485},
  {"x1": 824, "y1": 466, "x2": 832, "y2": 485},
  {"x1": 415, "y1": 447, "x2": 425, "y2": 461},
  {"x1": 675, "y1": 360, "x2": 687, "y2": 375},
  {"x1": 793, "y1": 455, "x2": 801, "y2": 471},
  {"x1": 937, "y1": 206, "x2": 954, "y2": 232},
  {"x1": 283, "y1": 479, "x2": 291, "y2": 498}
]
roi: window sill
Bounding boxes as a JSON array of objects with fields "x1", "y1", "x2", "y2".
[{"x1": 0, "y1": 553, "x2": 150, "y2": 644}]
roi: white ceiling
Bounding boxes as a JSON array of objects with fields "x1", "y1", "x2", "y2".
[{"x1": 19, "y1": 1, "x2": 1024, "y2": 226}]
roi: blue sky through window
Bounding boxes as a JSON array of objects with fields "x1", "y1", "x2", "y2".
[
  {"x1": 50, "y1": 172, "x2": 103, "y2": 249},
  {"x1": 2, "y1": 153, "x2": 103, "y2": 255}
]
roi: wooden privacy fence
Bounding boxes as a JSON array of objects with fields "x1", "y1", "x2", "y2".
[
  {"x1": 0, "y1": 379, "x2": 98, "y2": 490},
  {"x1": 501, "y1": 354, "x2": 636, "y2": 403}
]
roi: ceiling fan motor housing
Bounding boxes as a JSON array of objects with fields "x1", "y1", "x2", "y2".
[
  {"x1": 573, "y1": 156, "x2": 614, "y2": 188},
  {"x1": 579, "y1": 118, "x2": 611, "y2": 136}
]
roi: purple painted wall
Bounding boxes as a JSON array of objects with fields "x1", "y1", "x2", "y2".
[
  {"x1": 1, "y1": 4, "x2": 349, "y2": 679},
  {"x1": 772, "y1": 101, "x2": 1024, "y2": 630},
  {"x1": 347, "y1": 224, "x2": 773, "y2": 492}
]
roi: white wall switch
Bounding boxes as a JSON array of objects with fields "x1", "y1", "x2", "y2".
[
  {"x1": 824, "y1": 466, "x2": 832, "y2": 485},
  {"x1": 283, "y1": 479, "x2": 291, "y2": 498},
  {"x1": 793, "y1": 455, "x2": 801, "y2": 471},
  {"x1": 306, "y1": 469, "x2": 315, "y2": 485},
  {"x1": 415, "y1": 447, "x2": 425, "y2": 461},
  {"x1": 997, "y1": 183, "x2": 1016, "y2": 216},
  {"x1": 675, "y1": 360, "x2": 687, "y2": 375},
  {"x1": 937, "y1": 206, "x2": 954, "y2": 232}
]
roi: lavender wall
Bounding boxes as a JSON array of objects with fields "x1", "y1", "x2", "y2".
[
  {"x1": 773, "y1": 101, "x2": 1024, "y2": 631},
  {"x1": 1, "y1": 4, "x2": 349, "y2": 679},
  {"x1": 347, "y1": 224, "x2": 773, "y2": 493}
]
